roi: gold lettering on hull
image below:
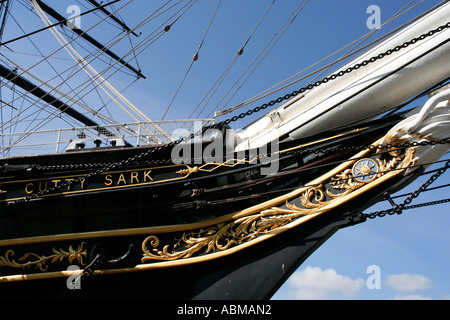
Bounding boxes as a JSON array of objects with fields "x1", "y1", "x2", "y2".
[
  {"x1": 24, "y1": 178, "x2": 86, "y2": 194},
  {"x1": 103, "y1": 170, "x2": 153, "y2": 186},
  {"x1": 21, "y1": 170, "x2": 155, "y2": 195},
  {"x1": 11, "y1": 160, "x2": 256, "y2": 201},
  {"x1": 7, "y1": 164, "x2": 192, "y2": 202}
]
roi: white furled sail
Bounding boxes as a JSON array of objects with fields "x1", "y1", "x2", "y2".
[
  {"x1": 235, "y1": 2, "x2": 450, "y2": 151},
  {"x1": 381, "y1": 86, "x2": 450, "y2": 169}
]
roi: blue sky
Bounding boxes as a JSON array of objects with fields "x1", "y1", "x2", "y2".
[
  {"x1": 132, "y1": 0, "x2": 449, "y2": 300},
  {"x1": 272, "y1": 165, "x2": 450, "y2": 300},
  {"x1": 2, "y1": 0, "x2": 449, "y2": 299}
]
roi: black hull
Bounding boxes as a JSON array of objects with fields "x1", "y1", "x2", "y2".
[
  {"x1": 0, "y1": 203, "x2": 366, "y2": 300},
  {"x1": 0, "y1": 212, "x2": 350, "y2": 300},
  {"x1": 1, "y1": 219, "x2": 354, "y2": 300},
  {"x1": 0, "y1": 113, "x2": 419, "y2": 299},
  {"x1": 1, "y1": 170, "x2": 413, "y2": 300}
]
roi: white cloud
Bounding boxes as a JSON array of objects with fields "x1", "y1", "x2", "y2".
[
  {"x1": 287, "y1": 266, "x2": 365, "y2": 299},
  {"x1": 393, "y1": 294, "x2": 432, "y2": 300},
  {"x1": 385, "y1": 273, "x2": 431, "y2": 292}
]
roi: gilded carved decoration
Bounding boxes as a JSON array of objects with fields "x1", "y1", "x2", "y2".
[
  {"x1": 0, "y1": 243, "x2": 87, "y2": 271},
  {"x1": 141, "y1": 145, "x2": 415, "y2": 263},
  {"x1": 141, "y1": 205, "x2": 309, "y2": 262},
  {"x1": 0, "y1": 140, "x2": 417, "y2": 283}
]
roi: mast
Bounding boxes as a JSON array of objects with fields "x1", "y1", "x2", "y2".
[
  {"x1": 0, "y1": 0, "x2": 11, "y2": 41},
  {"x1": 34, "y1": 0, "x2": 145, "y2": 79},
  {"x1": 0, "y1": 63, "x2": 116, "y2": 137},
  {"x1": 31, "y1": 0, "x2": 171, "y2": 144}
]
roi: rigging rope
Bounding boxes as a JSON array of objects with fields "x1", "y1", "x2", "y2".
[
  {"x1": 187, "y1": 0, "x2": 277, "y2": 120},
  {"x1": 160, "y1": 0, "x2": 222, "y2": 122},
  {"x1": 2, "y1": 17, "x2": 448, "y2": 155},
  {"x1": 130, "y1": 0, "x2": 198, "y2": 57},
  {"x1": 1, "y1": 8, "x2": 107, "y2": 134},
  {"x1": 207, "y1": 0, "x2": 310, "y2": 117},
  {"x1": 0, "y1": 0, "x2": 139, "y2": 130},
  {"x1": 31, "y1": 0, "x2": 171, "y2": 143},
  {"x1": 1, "y1": 0, "x2": 294, "y2": 131},
  {"x1": 218, "y1": 0, "x2": 426, "y2": 115},
  {"x1": 215, "y1": 21, "x2": 450, "y2": 128},
  {"x1": 363, "y1": 159, "x2": 450, "y2": 219},
  {"x1": 0, "y1": 0, "x2": 209, "y2": 146},
  {"x1": 279, "y1": 0, "x2": 427, "y2": 107}
]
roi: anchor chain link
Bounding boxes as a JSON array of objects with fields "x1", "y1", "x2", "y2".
[
  {"x1": 219, "y1": 21, "x2": 450, "y2": 126},
  {"x1": 363, "y1": 159, "x2": 450, "y2": 219},
  {"x1": 6, "y1": 21, "x2": 450, "y2": 206}
]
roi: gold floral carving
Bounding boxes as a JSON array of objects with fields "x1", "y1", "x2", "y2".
[
  {"x1": 141, "y1": 205, "x2": 309, "y2": 262},
  {"x1": 0, "y1": 243, "x2": 87, "y2": 271},
  {"x1": 142, "y1": 146, "x2": 415, "y2": 263}
]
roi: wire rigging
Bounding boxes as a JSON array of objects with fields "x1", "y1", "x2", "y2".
[
  {"x1": 196, "y1": 0, "x2": 309, "y2": 119},
  {"x1": 219, "y1": 0, "x2": 425, "y2": 116},
  {"x1": 1, "y1": 6, "x2": 106, "y2": 134},
  {"x1": 160, "y1": 0, "x2": 221, "y2": 122},
  {"x1": 0, "y1": 0, "x2": 164, "y2": 135},
  {"x1": 0, "y1": 0, "x2": 139, "y2": 129},
  {"x1": 1, "y1": 0, "x2": 202, "y2": 136},
  {"x1": 207, "y1": 0, "x2": 310, "y2": 118},
  {"x1": 186, "y1": 0, "x2": 277, "y2": 120},
  {"x1": 12, "y1": 0, "x2": 201, "y2": 142}
]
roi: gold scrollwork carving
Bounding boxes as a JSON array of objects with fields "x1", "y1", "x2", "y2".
[
  {"x1": 0, "y1": 242, "x2": 87, "y2": 271},
  {"x1": 141, "y1": 206, "x2": 309, "y2": 262},
  {"x1": 175, "y1": 158, "x2": 259, "y2": 177},
  {"x1": 141, "y1": 145, "x2": 415, "y2": 263}
]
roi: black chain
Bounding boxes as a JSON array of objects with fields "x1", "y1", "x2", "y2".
[
  {"x1": 218, "y1": 21, "x2": 450, "y2": 126},
  {"x1": 8, "y1": 21, "x2": 450, "y2": 204},
  {"x1": 12, "y1": 137, "x2": 450, "y2": 206},
  {"x1": 363, "y1": 160, "x2": 450, "y2": 219},
  {"x1": 286, "y1": 138, "x2": 450, "y2": 159},
  {"x1": 34, "y1": 20, "x2": 450, "y2": 173},
  {"x1": 33, "y1": 137, "x2": 450, "y2": 172}
]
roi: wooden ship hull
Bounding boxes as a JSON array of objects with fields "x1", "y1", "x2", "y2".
[
  {"x1": 0, "y1": 110, "x2": 445, "y2": 299},
  {"x1": 0, "y1": 1, "x2": 449, "y2": 299}
]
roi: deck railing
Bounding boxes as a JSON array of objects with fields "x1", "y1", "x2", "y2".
[{"x1": 0, "y1": 119, "x2": 215, "y2": 158}]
